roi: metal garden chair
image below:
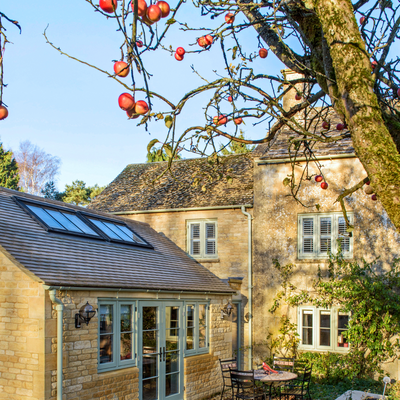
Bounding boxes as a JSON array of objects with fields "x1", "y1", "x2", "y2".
[{"x1": 219, "y1": 357, "x2": 237, "y2": 400}]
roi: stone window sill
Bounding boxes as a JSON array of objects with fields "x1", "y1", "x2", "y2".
[{"x1": 193, "y1": 258, "x2": 220, "y2": 263}]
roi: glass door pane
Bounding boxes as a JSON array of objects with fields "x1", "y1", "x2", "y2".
[
  {"x1": 142, "y1": 306, "x2": 159, "y2": 400},
  {"x1": 165, "y1": 306, "x2": 180, "y2": 397}
]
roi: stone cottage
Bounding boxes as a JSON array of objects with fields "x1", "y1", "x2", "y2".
[
  {"x1": 0, "y1": 187, "x2": 236, "y2": 400},
  {"x1": 90, "y1": 124, "x2": 400, "y2": 378}
]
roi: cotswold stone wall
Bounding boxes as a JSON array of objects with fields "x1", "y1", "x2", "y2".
[
  {"x1": 0, "y1": 250, "x2": 45, "y2": 400},
  {"x1": 252, "y1": 157, "x2": 400, "y2": 376},
  {"x1": 46, "y1": 291, "x2": 231, "y2": 400},
  {"x1": 127, "y1": 208, "x2": 251, "y2": 367}
]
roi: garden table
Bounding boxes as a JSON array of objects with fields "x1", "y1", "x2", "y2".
[{"x1": 254, "y1": 369, "x2": 298, "y2": 400}]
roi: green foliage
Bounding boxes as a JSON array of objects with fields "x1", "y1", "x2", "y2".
[
  {"x1": 146, "y1": 145, "x2": 181, "y2": 163},
  {"x1": 219, "y1": 132, "x2": 255, "y2": 155},
  {"x1": 0, "y1": 142, "x2": 19, "y2": 190},
  {"x1": 41, "y1": 181, "x2": 64, "y2": 201},
  {"x1": 59, "y1": 180, "x2": 106, "y2": 206},
  {"x1": 269, "y1": 252, "x2": 400, "y2": 379}
]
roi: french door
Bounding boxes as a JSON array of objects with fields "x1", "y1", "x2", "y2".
[{"x1": 139, "y1": 301, "x2": 184, "y2": 400}]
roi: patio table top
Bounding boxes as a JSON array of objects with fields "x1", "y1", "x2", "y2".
[{"x1": 254, "y1": 370, "x2": 298, "y2": 383}]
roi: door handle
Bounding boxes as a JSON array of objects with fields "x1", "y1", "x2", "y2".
[
  {"x1": 160, "y1": 347, "x2": 162, "y2": 362},
  {"x1": 163, "y1": 347, "x2": 166, "y2": 362}
]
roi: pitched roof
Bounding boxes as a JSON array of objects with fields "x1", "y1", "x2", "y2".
[
  {"x1": 253, "y1": 109, "x2": 355, "y2": 159},
  {"x1": 0, "y1": 188, "x2": 234, "y2": 293},
  {"x1": 89, "y1": 154, "x2": 254, "y2": 213}
]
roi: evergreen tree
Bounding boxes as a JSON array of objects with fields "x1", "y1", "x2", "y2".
[
  {"x1": 61, "y1": 180, "x2": 105, "y2": 206},
  {"x1": 0, "y1": 142, "x2": 19, "y2": 190},
  {"x1": 41, "y1": 181, "x2": 64, "y2": 201},
  {"x1": 220, "y1": 132, "x2": 255, "y2": 155}
]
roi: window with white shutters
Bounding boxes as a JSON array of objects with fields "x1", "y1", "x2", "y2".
[
  {"x1": 298, "y1": 212, "x2": 353, "y2": 259},
  {"x1": 187, "y1": 220, "x2": 218, "y2": 259}
]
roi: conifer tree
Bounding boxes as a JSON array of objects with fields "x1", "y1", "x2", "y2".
[{"x1": 0, "y1": 142, "x2": 19, "y2": 190}]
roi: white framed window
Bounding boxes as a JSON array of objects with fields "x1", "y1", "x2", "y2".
[
  {"x1": 298, "y1": 212, "x2": 353, "y2": 259},
  {"x1": 184, "y1": 302, "x2": 209, "y2": 356},
  {"x1": 186, "y1": 220, "x2": 217, "y2": 259},
  {"x1": 98, "y1": 300, "x2": 137, "y2": 372},
  {"x1": 298, "y1": 306, "x2": 349, "y2": 352}
]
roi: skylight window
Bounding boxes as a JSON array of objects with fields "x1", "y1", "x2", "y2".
[
  {"x1": 88, "y1": 218, "x2": 146, "y2": 244},
  {"x1": 26, "y1": 205, "x2": 99, "y2": 236},
  {"x1": 15, "y1": 197, "x2": 152, "y2": 249}
]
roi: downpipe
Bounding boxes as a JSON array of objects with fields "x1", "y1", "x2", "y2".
[
  {"x1": 241, "y1": 206, "x2": 253, "y2": 369},
  {"x1": 49, "y1": 290, "x2": 64, "y2": 400}
]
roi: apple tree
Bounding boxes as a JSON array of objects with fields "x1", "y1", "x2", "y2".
[
  {"x1": 0, "y1": 12, "x2": 20, "y2": 120},
  {"x1": 45, "y1": 0, "x2": 400, "y2": 231}
]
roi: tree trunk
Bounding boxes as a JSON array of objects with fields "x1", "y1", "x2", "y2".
[{"x1": 312, "y1": 0, "x2": 400, "y2": 231}]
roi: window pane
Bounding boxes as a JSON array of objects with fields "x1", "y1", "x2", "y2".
[
  {"x1": 143, "y1": 331, "x2": 158, "y2": 353},
  {"x1": 303, "y1": 218, "x2": 313, "y2": 235},
  {"x1": 302, "y1": 311, "x2": 313, "y2": 345},
  {"x1": 120, "y1": 333, "x2": 132, "y2": 360},
  {"x1": 199, "y1": 326, "x2": 206, "y2": 348},
  {"x1": 26, "y1": 205, "x2": 65, "y2": 230},
  {"x1": 205, "y1": 239, "x2": 216, "y2": 255},
  {"x1": 191, "y1": 241, "x2": 201, "y2": 255},
  {"x1": 338, "y1": 314, "x2": 349, "y2": 330},
  {"x1": 320, "y1": 311, "x2": 331, "y2": 346},
  {"x1": 320, "y1": 329, "x2": 330, "y2": 346},
  {"x1": 166, "y1": 351, "x2": 179, "y2": 374},
  {"x1": 64, "y1": 213, "x2": 99, "y2": 235},
  {"x1": 191, "y1": 224, "x2": 200, "y2": 239},
  {"x1": 303, "y1": 238, "x2": 313, "y2": 253},
  {"x1": 338, "y1": 217, "x2": 350, "y2": 251},
  {"x1": 100, "y1": 305, "x2": 113, "y2": 334},
  {"x1": 320, "y1": 218, "x2": 331, "y2": 235},
  {"x1": 186, "y1": 328, "x2": 194, "y2": 350},
  {"x1": 89, "y1": 219, "x2": 122, "y2": 240},
  {"x1": 121, "y1": 305, "x2": 132, "y2": 332},
  {"x1": 165, "y1": 372, "x2": 179, "y2": 397},
  {"x1": 186, "y1": 305, "x2": 194, "y2": 327},
  {"x1": 118, "y1": 224, "x2": 146, "y2": 244},
  {"x1": 320, "y1": 311, "x2": 330, "y2": 328},
  {"x1": 143, "y1": 307, "x2": 157, "y2": 330},
  {"x1": 99, "y1": 334, "x2": 113, "y2": 364},
  {"x1": 205, "y1": 223, "x2": 215, "y2": 239},
  {"x1": 104, "y1": 222, "x2": 134, "y2": 242},
  {"x1": 143, "y1": 377, "x2": 158, "y2": 400},
  {"x1": 143, "y1": 356, "x2": 158, "y2": 379},
  {"x1": 46, "y1": 209, "x2": 82, "y2": 232},
  {"x1": 338, "y1": 313, "x2": 349, "y2": 348},
  {"x1": 199, "y1": 305, "x2": 207, "y2": 322},
  {"x1": 320, "y1": 238, "x2": 331, "y2": 253}
]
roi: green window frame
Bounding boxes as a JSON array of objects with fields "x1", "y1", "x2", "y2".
[
  {"x1": 98, "y1": 300, "x2": 137, "y2": 372},
  {"x1": 184, "y1": 302, "x2": 209, "y2": 356},
  {"x1": 297, "y1": 306, "x2": 350, "y2": 353},
  {"x1": 298, "y1": 212, "x2": 353, "y2": 259}
]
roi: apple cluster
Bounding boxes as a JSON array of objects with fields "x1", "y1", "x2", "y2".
[
  {"x1": 118, "y1": 93, "x2": 149, "y2": 118},
  {"x1": 315, "y1": 175, "x2": 328, "y2": 190},
  {"x1": 198, "y1": 35, "x2": 213, "y2": 48},
  {"x1": 175, "y1": 47, "x2": 185, "y2": 61},
  {"x1": 363, "y1": 180, "x2": 377, "y2": 201}
]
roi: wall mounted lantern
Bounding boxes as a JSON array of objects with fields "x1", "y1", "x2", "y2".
[
  {"x1": 220, "y1": 301, "x2": 234, "y2": 319},
  {"x1": 75, "y1": 302, "x2": 96, "y2": 328}
]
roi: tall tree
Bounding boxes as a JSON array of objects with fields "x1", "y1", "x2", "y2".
[
  {"x1": 61, "y1": 180, "x2": 105, "y2": 206},
  {"x1": 15, "y1": 140, "x2": 61, "y2": 196},
  {"x1": 0, "y1": 142, "x2": 19, "y2": 189},
  {"x1": 46, "y1": 0, "x2": 400, "y2": 230}
]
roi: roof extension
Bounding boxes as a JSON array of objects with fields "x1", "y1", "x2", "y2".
[
  {"x1": 89, "y1": 154, "x2": 254, "y2": 213},
  {"x1": 0, "y1": 188, "x2": 234, "y2": 293}
]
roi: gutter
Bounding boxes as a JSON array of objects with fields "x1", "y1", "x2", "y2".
[
  {"x1": 241, "y1": 206, "x2": 253, "y2": 369},
  {"x1": 43, "y1": 285, "x2": 234, "y2": 296},
  {"x1": 110, "y1": 204, "x2": 253, "y2": 215},
  {"x1": 256, "y1": 153, "x2": 357, "y2": 165},
  {"x1": 49, "y1": 290, "x2": 63, "y2": 400}
]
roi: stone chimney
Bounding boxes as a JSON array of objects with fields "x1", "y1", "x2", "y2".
[{"x1": 281, "y1": 69, "x2": 305, "y2": 111}]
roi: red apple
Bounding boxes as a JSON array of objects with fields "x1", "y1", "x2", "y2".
[
  {"x1": 371, "y1": 60, "x2": 378, "y2": 70},
  {"x1": 365, "y1": 179, "x2": 370, "y2": 185},
  {"x1": 360, "y1": 16, "x2": 366, "y2": 24},
  {"x1": 131, "y1": 0, "x2": 147, "y2": 16},
  {"x1": 205, "y1": 35, "x2": 213, "y2": 45},
  {"x1": 213, "y1": 115, "x2": 227, "y2": 126},
  {"x1": 114, "y1": 61, "x2": 130, "y2": 77},
  {"x1": 371, "y1": 194, "x2": 377, "y2": 201},
  {"x1": 176, "y1": 47, "x2": 185, "y2": 56},
  {"x1": 135, "y1": 100, "x2": 149, "y2": 114},
  {"x1": 322, "y1": 121, "x2": 330, "y2": 130},
  {"x1": 234, "y1": 117, "x2": 243, "y2": 125},
  {"x1": 147, "y1": 5, "x2": 162, "y2": 22},
  {"x1": 99, "y1": 0, "x2": 117, "y2": 13},
  {"x1": 336, "y1": 123, "x2": 345, "y2": 131},
  {"x1": 321, "y1": 182, "x2": 328, "y2": 190},
  {"x1": 198, "y1": 37, "x2": 208, "y2": 48},
  {"x1": 397, "y1": 88, "x2": 400, "y2": 97},
  {"x1": 315, "y1": 175, "x2": 323, "y2": 182},
  {"x1": 259, "y1": 48, "x2": 268, "y2": 58},
  {"x1": 0, "y1": 106, "x2": 8, "y2": 120},
  {"x1": 156, "y1": 1, "x2": 170, "y2": 17},
  {"x1": 295, "y1": 93, "x2": 302, "y2": 101},
  {"x1": 141, "y1": 13, "x2": 155, "y2": 25},
  {"x1": 136, "y1": 40, "x2": 144, "y2": 48},
  {"x1": 127, "y1": 109, "x2": 140, "y2": 119},
  {"x1": 118, "y1": 93, "x2": 135, "y2": 111},
  {"x1": 225, "y1": 13, "x2": 235, "y2": 24},
  {"x1": 228, "y1": 96, "x2": 233, "y2": 102},
  {"x1": 175, "y1": 52, "x2": 184, "y2": 61}
]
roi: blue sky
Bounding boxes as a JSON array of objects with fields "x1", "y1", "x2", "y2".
[{"x1": 0, "y1": 1, "x2": 285, "y2": 190}]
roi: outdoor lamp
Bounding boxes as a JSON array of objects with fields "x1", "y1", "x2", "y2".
[
  {"x1": 75, "y1": 302, "x2": 96, "y2": 328},
  {"x1": 220, "y1": 301, "x2": 234, "y2": 319}
]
